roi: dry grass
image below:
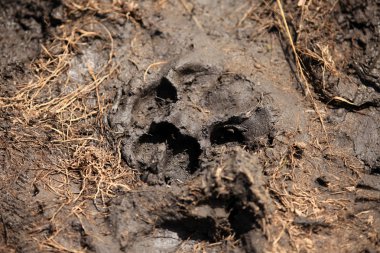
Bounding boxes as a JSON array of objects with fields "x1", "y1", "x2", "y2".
[
  {"x1": 1, "y1": 1, "x2": 368, "y2": 252},
  {"x1": 63, "y1": 0, "x2": 138, "y2": 17},
  {"x1": 0, "y1": 4, "x2": 139, "y2": 250},
  {"x1": 274, "y1": 1, "x2": 363, "y2": 108},
  {"x1": 275, "y1": 0, "x2": 328, "y2": 135},
  {"x1": 69, "y1": 144, "x2": 135, "y2": 204},
  {"x1": 268, "y1": 0, "x2": 367, "y2": 232},
  {"x1": 264, "y1": 123, "x2": 363, "y2": 252},
  {"x1": 262, "y1": 4, "x2": 365, "y2": 248}
]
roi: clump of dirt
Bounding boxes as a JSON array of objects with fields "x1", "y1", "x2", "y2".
[
  {"x1": 158, "y1": 147, "x2": 273, "y2": 244},
  {"x1": 108, "y1": 147, "x2": 273, "y2": 252}
]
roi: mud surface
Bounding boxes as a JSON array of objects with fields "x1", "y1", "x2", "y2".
[
  {"x1": 0, "y1": 0, "x2": 379, "y2": 252},
  {"x1": 0, "y1": 0, "x2": 59, "y2": 94},
  {"x1": 109, "y1": 51, "x2": 276, "y2": 185},
  {"x1": 0, "y1": 1, "x2": 61, "y2": 252}
]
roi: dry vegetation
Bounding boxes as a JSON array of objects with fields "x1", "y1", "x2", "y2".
[
  {"x1": 1, "y1": 0, "x2": 377, "y2": 252},
  {"x1": 0, "y1": 0, "x2": 139, "y2": 229}
]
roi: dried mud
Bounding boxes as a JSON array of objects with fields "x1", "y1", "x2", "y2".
[{"x1": 0, "y1": 0, "x2": 379, "y2": 253}]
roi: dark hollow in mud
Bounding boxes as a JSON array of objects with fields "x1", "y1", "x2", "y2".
[
  {"x1": 138, "y1": 121, "x2": 202, "y2": 175},
  {"x1": 155, "y1": 77, "x2": 178, "y2": 104},
  {"x1": 210, "y1": 107, "x2": 273, "y2": 148}
]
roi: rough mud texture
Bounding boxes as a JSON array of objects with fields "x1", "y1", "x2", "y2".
[
  {"x1": 0, "y1": 1, "x2": 63, "y2": 252},
  {"x1": 109, "y1": 51, "x2": 275, "y2": 185},
  {"x1": 0, "y1": 0, "x2": 379, "y2": 253},
  {"x1": 286, "y1": 0, "x2": 380, "y2": 169},
  {"x1": 0, "y1": 0, "x2": 59, "y2": 95},
  {"x1": 109, "y1": 147, "x2": 273, "y2": 253}
]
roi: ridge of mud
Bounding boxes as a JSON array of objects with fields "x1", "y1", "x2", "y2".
[
  {"x1": 158, "y1": 147, "x2": 273, "y2": 239},
  {"x1": 109, "y1": 147, "x2": 273, "y2": 252}
]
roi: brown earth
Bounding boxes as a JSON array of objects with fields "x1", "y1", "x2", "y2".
[{"x1": 0, "y1": 0, "x2": 379, "y2": 252}]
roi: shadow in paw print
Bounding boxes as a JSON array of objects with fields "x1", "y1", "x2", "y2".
[
  {"x1": 138, "y1": 122, "x2": 202, "y2": 174},
  {"x1": 210, "y1": 108, "x2": 273, "y2": 149},
  {"x1": 155, "y1": 77, "x2": 178, "y2": 105}
]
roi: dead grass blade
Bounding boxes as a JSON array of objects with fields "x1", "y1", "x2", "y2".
[{"x1": 276, "y1": 0, "x2": 327, "y2": 134}]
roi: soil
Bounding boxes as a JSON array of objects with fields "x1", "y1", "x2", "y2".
[{"x1": 0, "y1": 0, "x2": 379, "y2": 253}]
